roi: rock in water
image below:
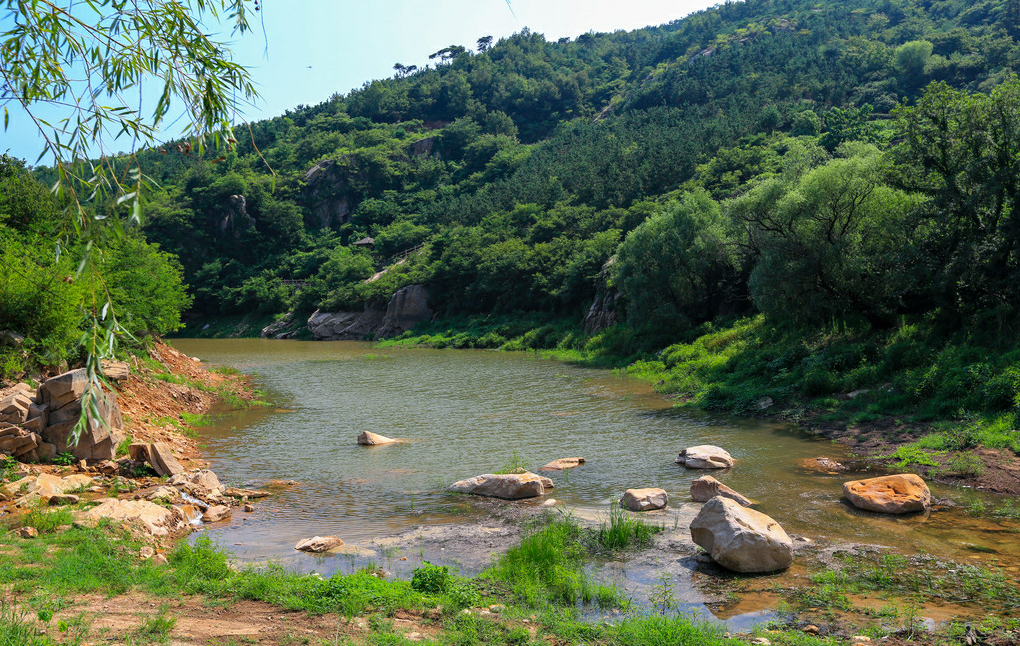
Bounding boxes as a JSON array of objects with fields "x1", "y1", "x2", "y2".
[
  {"x1": 690, "y1": 476, "x2": 753, "y2": 506},
  {"x1": 538, "y1": 457, "x2": 586, "y2": 471},
  {"x1": 676, "y1": 445, "x2": 735, "y2": 469},
  {"x1": 295, "y1": 535, "x2": 346, "y2": 553},
  {"x1": 201, "y1": 505, "x2": 231, "y2": 523},
  {"x1": 449, "y1": 473, "x2": 546, "y2": 500},
  {"x1": 690, "y1": 496, "x2": 793, "y2": 573},
  {"x1": 357, "y1": 431, "x2": 396, "y2": 445},
  {"x1": 620, "y1": 488, "x2": 668, "y2": 511},
  {"x1": 842, "y1": 474, "x2": 931, "y2": 514}
]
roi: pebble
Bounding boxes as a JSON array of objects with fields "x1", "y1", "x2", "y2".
[
  {"x1": 17, "y1": 526, "x2": 38, "y2": 539},
  {"x1": 803, "y1": 625, "x2": 820, "y2": 635}
]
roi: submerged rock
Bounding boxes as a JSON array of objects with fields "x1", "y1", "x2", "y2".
[
  {"x1": 620, "y1": 487, "x2": 668, "y2": 511},
  {"x1": 449, "y1": 473, "x2": 547, "y2": 500},
  {"x1": 358, "y1": 431, "x2": 397, "y2": 445},
  {"x1": 690, "y1": 496, "x2": 793, "y2": 573},
  {"x1": 538, "y1": 457, "x2": 586, "y2": 472},
  {"x1": 676, "y1": 445, "x2": 734, "y2": 469},
  {"x1": 843, "y1": 474, "x2": 931, "y2": 514},
  {"x1": 690, "y1": 475, "x2": 753, "y2": 506},
  {"x1": 295, "y1": 535, "x2": 345, "y2": 553}
]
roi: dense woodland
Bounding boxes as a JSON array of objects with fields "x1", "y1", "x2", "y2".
[{"x1": 6, "y1": 0, "x2": 1020, "y2": 455}]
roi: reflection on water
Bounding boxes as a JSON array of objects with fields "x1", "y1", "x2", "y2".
[{"x1": 170, "y1": 339, "x2": 1020, "y2": 591}]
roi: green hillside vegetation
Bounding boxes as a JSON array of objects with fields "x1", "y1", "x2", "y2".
[{"x1": 6, "y1": 0, "x2": 1020, "y2": 466}]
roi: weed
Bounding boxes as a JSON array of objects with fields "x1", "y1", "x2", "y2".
[
  {"x1": 495, "y1": 450, "x2": 528, "y2": 474},
  {"x1": 648, "y1": 571, "x2": 679, "y2": 616},
  {"x1": 52, "y1": 453, "x2": 76, "y2": 466},
  {"x1": 591, "y1": 506, "x2": 662, "y2": 551},
  {"x1": 410, "y1": 561, "x2": 451, "y2": 594}
]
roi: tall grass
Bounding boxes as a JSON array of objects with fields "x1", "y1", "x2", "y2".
[{"x1": 592, "y1": 507, "x2": 662, "y2": 551}]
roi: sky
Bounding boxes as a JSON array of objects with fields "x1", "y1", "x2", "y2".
[{"x1": 1, "y1": 0, "x2": 716, "y2": 162}]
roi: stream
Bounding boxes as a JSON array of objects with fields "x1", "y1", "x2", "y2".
[{"x1": 168, "y1": 338, "x2": 1020, "y2": 627}]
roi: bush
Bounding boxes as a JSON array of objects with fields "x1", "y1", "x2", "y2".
[{"x1": 410, "y1": 561, "x2": 452, "y2": 594}]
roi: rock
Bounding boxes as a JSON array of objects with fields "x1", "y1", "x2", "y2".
[
  {"x1": 843, "y1": 474, "x2": 931, "y2": 514},
  {"x1": 38, "y1": 369, "x2": 89, "y2": 410},
  {"x1": 756, "y1": 396, "x2": 774, "y2": 410},
  {"x1": 803, "y1": 625, "x2": 820, "y2": 635},
  {"x1": 139, "y1": 546, "x2": 155, "y2": 559},
  {"x1": 0, "y1": 391, "x2": 32, "y2": 424},
  {"x1": 244, "y1": 504, "x2": 255, "y2": 512},
  {"x1": 620, "y1": 488, "x2": 668, "y2": 511},
  {"x1": 0, "y1": 330, "x2": 26, "y2": 347},
  {"x1": 541, "y1": 498, "x2": 557, "y2": 507},
  {"x1": 225, "y1": 487, "x2": 270, "y2": 499},
  {"x1": 4, "y1": 473, "x2": 92, "y2": 503},
  {"x1": 17, "y1": 526, "x2": 38, "y2": 539},
  {"x1": 449, "y1": 473, "x2": 547, "y2": 500},
  {"x1": 146, "y1": 486, "x2": 180, "y2": 502},
  {"x1": 676, "y1": 445, "x2": 734, "y2": 469},
  {"x1": 376, "y1": 285, "x2": 434, "y2": 339},
  {"x1": 100, "y1": 360, "x2": 130, "y2": 381},
  {"x1": 751, "y1": 639, "x2": 771, "y2": 646},
  {"x1": 538, "y1": 475, "x2": 554, "y2": 489},
  {"x1": 40, "y1": 390, "x2": 125, "y2": 462},
  {"x1": 82, "y1": 499, "x2": 183, "y2": 536},
  {"x1": 131, "y1": 442, "x2": 185, "y2": 477},
  {"x1": 189, "y1": 469, "x2": 222, "y2": 491},
  {"x1": 798, "y1": 457, "x2": 848, "y2": 473},
  {"x1": 690, "y1": 476, "x2": 753, "y2": 507},
  {"x1": 174, "y1": 504, "x2": 204, "y2": 525},
  {"x1": 538, "y1": 457, "x2": 586, "y2": 471},
  {"x1": 201, "y1": 505, "x2": 231, "y2": 523},
  {"x1": 850, "y1": 637, "x2": 871, "y2": 645},
  {"x1": 690, "y1": 496, "x2": 793, "y2": 573},
  {"x1": 307, "y1": 306, "x2": 386, "y2": 341},
  {"x1": 295, "y1": 535, "x2": 345, "y2": 553},
  {"x1": 48, "y1": 494, "x2": 80, "y2": 505},
  {"x1": 153, "y1": 554, "x2": 168, "y2": 565},
  {"x1": 358, "y1": 431, "x2": 396, "y2": 445}
]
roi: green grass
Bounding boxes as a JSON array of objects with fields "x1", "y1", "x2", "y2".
[{"x1": 592, "y1": 507, "x2": 662, "y2": 552}]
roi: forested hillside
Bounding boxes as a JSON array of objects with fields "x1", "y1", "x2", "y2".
[{"x1": 7, "y1": 0, "x2": 1020, "y2": 463}]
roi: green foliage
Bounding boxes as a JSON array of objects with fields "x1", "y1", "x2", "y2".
[
  {"x1": 592, "y1": 507, "x2": 661, "y2": 551},
  {"x1": 410, "y1": 561, "x2": 452, "y2": 594}
]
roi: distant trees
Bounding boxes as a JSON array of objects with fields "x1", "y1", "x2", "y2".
[{"x1": 477, "y1": 36, "x2": 494, "y2": 52}]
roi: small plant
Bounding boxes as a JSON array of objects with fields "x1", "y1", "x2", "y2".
[
  {"x1": 116, "y1": 435, "x2": 133, "y2": 457},
  {"x1": 592, "y1": 506, "x2": 661, "y2": 551},
  {"x1": 411, "y1": 561, "x2": 452, "y2": 594},
  {"x1": 1, "y1": 453, "x2": 18, "y2": 480},
  {"x1": 648, "y1": 571, "x2": 679, "y2": 616},
  {"x1": 53, "y1": 452, "x2": 76, "y2": 466},
  {"x1": 496, "y1": 450, "x2": 528, "y2": 474}
]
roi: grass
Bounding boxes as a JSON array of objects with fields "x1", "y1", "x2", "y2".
[{"x1": 592, "y1": 506, "x2": 662, "y2": 551}]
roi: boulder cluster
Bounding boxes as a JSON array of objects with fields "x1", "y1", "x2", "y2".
[{"x1": 0, "y1": 363, "x2": 130, "y2": 463}]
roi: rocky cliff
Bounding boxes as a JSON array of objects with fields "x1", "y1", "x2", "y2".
[{"x1": 308, "y1": 285, "x2": 434, "y2": 340}]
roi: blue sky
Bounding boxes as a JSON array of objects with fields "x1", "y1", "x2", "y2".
[{"x1": 2, "y1": 0, "x2": 715, "y2": 161}]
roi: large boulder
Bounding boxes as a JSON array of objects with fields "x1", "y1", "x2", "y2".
[
  {"x1": 37, "y1": 369, "x2": 89, "y2": 410},
  {"x1": 81, "y1": 499, "x2": 184, "y2": 536},
  {"x1": 676, "y1": 445, "x2": 735, "y2": 469},
  {"x1": 376, "y1": 285, "x2": 433, "y2": 339},
  {"x1": 449, "y1": 473, "x2": 547, "y2": 500},
  {"x1": 295, "y1": 535, "x2": 346, "y2": 553},
  {"x1": 130, "y1": 442, "x2": 185, "y2": 477},
  {"x1": 357, "y1": 431, "x2": 396, "y2": 446},
  {"x1": 538, "y1": 457, "x2": 586, "y2": 472},
  {"x1": 690, "y1": 476, "x2": 753, "y2": 506},
  {"x1": 842, "y1": 474, "x2": 931, "y2": 514},
  {"x1": 620, "y1": 488, "x2": 668, "y2": 511},
  {"x1": 690, "y1": 496, "x2": 793, "y2": 573}
]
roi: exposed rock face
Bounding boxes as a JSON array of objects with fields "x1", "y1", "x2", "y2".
[
  {"x1": 307, "y1": 305, "x2": 386, "y2": 341},
  {"x1": 690, "y1": 476, "x2": 753, "y2": 506},
  {"x1": 620, "y1": 487, "x2": 668, "y2": 511},
  {"x1": 583, "y1": 259, "x2": 619, "y2": 334},
  {"x1": 407, "y1": 137, "x2": 436, "y2": 158},
  {"x1": 690, "y1": 496, "x2": 793, "y2": 573},
  {"x1": 100, "y1": 360, "x2": 130, "y2": 381},
  {"x1": 376, "y1": 286, "x2": 433, "y2": 338},
  {"x1": 0, "y1": 391, "x2": 32, "y2": 424},
  {"x1": 449, "y1": 473, "x2": 547, "y2": 500},
  {"x1": 843, "y1": 474, "x2": 931, "y2": 514},
  {"x1": 357, "y1": 431, "x2": 396, "y2": 445},
  {"x1": 308, "y1": 286, "x2": 433, "y2": 340},
  {"x1": 37, "y1": 369, "x2": 126, "y2": 461},
  {"x1": 539, "y1": 457, "x2": 586, "y2": 472},
  {"x1": 82, "y1": 499, "x2": 185, "y2": 536},
  {"x1": 295, "y1": 535, "x2": 346, "y2": 553},
  {"x1": 260, "y1": 313, "x2": 301, "y2": 339},
  {"x1": 676, "y1": 445, "x2": 735, "y2": 469},
  {"x1": 303, "y1": 159, "x2": 353, "y2": 229}
]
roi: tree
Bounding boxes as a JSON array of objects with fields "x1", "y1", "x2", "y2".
[
  {"x1": 477, "y1": 35, "x2": 494, "y2": 53},
  {"x1": 0, "y1": 0, "x2": 257, "y2": 445}
]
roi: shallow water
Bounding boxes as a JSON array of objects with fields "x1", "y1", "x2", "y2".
[{"x1": 169, "y1": 339, "x2": 1020, "y2": 587}]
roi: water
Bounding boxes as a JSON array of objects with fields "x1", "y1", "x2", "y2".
[{"x1": 169, "y1": 339, "x2": 1020, "y2": 580}]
